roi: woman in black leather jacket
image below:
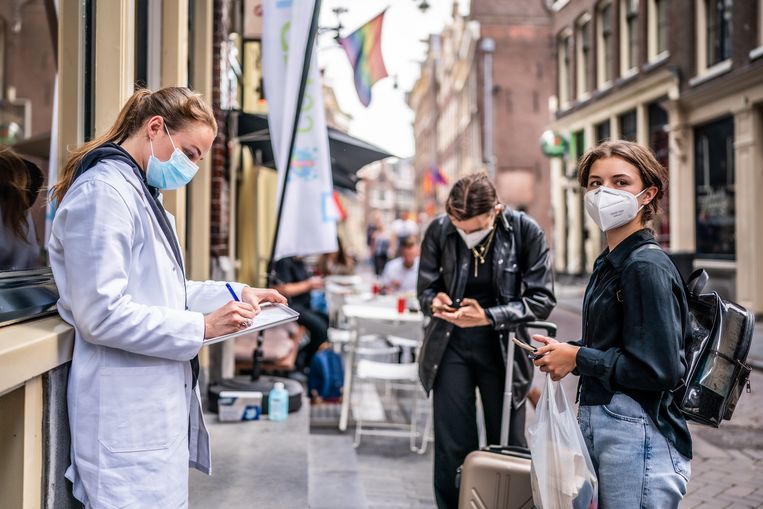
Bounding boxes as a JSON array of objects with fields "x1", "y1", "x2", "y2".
[
  {"x1": 533, "y1": 140, "x2": 691, "y2": 508},
  {"x1": 417, "y1": 173, "x2": 555, "y2": 509}
]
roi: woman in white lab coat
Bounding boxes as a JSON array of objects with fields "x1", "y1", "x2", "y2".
[{"x1": 48, "y1": 87, "x2": 286, "y2": 508}]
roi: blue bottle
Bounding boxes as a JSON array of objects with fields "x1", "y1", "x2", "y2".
[{"x1": 268, "y1": 382, "x2": 289, "y2": 422}]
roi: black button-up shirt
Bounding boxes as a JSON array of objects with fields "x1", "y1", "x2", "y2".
[{"x1": 575, "y1": 229, "x2": 692, "y2": 459}]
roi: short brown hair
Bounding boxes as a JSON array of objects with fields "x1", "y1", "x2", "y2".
[
  {"x1": 445, "y1": 173, "x2": 498, "y2": 221},
  {"x1": 577, "y1": 140, "x2": 667, "y2": 224},
  {"x1": 401, "y1": 237, "x2": 417, "y2": 250}
]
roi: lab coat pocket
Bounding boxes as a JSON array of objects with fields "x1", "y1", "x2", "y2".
[{"x1": 98, "y1": 365, "x2": 185, "y2": 453}]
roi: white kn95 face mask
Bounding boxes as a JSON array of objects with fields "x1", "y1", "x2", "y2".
[{"x1": 584, "y1": 186, "x2": 647, "y2": 232}]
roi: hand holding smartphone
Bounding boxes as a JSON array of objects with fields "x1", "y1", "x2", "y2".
[
  {"x1": 432, "y1": 303, "x2": 459, "y2": 313},
  {"x1": 512, "y1": 337, "x2": 543, "y2": 359}
]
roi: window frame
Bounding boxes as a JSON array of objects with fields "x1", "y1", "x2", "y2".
[
  {"x1": 694, "y1": 116, "x2": 736, "y2": 260},
  {"x1": 705, "y1": 0, "x2": 732, "y2": 68},
  {"x1": 576, "y1": 15, "x2": 592, "y2": 98},
  {"x1": 648, "y1": 0, "x2": 669, "y2": 61},
  {"x1": 557, "y1": 28, "x2": 574, "y2": 108},
  {"x1": 597, "y1": 2, "x2": 615, "y2": 88},
  {"x1": 620, "y1": 0, "x2": 639, "y2": 75}
]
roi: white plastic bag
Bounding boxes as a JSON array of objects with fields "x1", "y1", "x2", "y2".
[{"x1": 527, "y1": 374, "x2": 598, "y2": 509}]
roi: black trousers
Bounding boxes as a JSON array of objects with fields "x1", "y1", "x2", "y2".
[
  {"x1": 292, "y1": 305, "x2": 329, "y2": 370},
  {"x1": 373, "y1": 254, "x2": 388, "y2": 276},
  {"x1": 432, "y1": 332, "x2": 527, "y2": 509}
]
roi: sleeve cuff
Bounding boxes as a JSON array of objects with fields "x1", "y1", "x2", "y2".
[
  {"x1": 485, "y1": 307, "x2": 506, "y2": 331},
  {"x1": 575, "y1": 347, "x2": 607, "y2": 378}
]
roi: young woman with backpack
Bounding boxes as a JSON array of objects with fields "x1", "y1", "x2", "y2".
[{"x1": 532, "y1": 140, "x2": 692, "y2": 507}]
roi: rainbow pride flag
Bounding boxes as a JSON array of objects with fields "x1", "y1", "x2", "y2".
[{"x1": 338, "y1": 11, "x2": 389, "y2": 107}]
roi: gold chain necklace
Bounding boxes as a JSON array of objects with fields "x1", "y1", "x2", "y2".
[{"x1": 471, "y1": 225, "x2": 496, "y2": 277}]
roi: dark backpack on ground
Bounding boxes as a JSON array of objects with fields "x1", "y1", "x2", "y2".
[
  {"x1": 625, "y1": 245, "x2": 754, "y2": 427},
  {"x1": 308, "y1": 347, "x2": 344, "y2": 401}
]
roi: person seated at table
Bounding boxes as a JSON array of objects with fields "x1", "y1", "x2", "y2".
[
  {"x1": 273, "y1": 256, "x2": 329, "y2": 372},
  {"x1": 317, "y1": 236, "x2": 355, "y2": 276},
  {"x1": 380, "y1": 237, "x2": 419, "y2": 294}
]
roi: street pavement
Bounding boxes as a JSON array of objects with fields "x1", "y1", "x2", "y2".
[{"x1": 191, "y1": 279, "x2": 763, "y2": 508}]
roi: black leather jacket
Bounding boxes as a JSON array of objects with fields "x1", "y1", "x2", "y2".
[{"x1": 417, "y1": 209, "x2": 556, "y2": 402}]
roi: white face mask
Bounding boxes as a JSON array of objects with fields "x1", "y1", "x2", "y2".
[
  {"x1": 457, "y1": 220, "x2": 494, "y2": 249},
  {"x1": 584, "y1": 186, "x2": 647, "y2": 232}
]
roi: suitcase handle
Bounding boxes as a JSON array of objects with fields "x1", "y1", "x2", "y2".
[
  {"x1": 501, "y1": 320, "x2": 558, "y2": 446},
  {"x1": 517, "y1": 321, "x2": 557, "y2": 339}
]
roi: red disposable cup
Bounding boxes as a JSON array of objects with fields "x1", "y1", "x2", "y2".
[
  {"x1": 397, "y1": 296, "x2": 406, "y2": 314},
  {"x1": 372, "y1": 282, "x2": 380, "y2": 295}
]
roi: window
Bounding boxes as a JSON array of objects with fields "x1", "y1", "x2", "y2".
[
  {"x1": 695, "y1": 117, "x2": 735, "y2": 258},
  {"x1": 648, "y1": 102, "x2": 670, "y2": 247},
  {"x1": 706, "y1": 0, "x2": 732, "y2": 67},
  {"x1": 621, "y1": 0, "x2": 639, "y2": 73},
  {"x1": 656, "y1": 0, "x2": 668, "y2": 55},
  {"x1": 0, "y1": 0, "x2": 57, "y2": 272},
  {"x1": 618, "y1": 110, "x2": 638, "y2": 141},
  {"x1": 595, "y1": 120, "x2": 611, "y2": 144},
  {"x1": 577, "y1": 18, "x2": 591, "y2": 97},
  {"x1": 570, "y1": 130, "x2": 585, "y2": 178},
  {"x1": 648, "y1": 0, "x2": 669, "y2": 60},
  {"x1": 557, "y1": 31, "x2": 573, "y2": 107},
  {"x1": 598, "y1": 3, "x2": 614, "y2": 86}
]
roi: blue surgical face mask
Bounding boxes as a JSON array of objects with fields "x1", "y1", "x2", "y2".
[{"x1": 146, "y1": 124, "x2": 199, "y2": 190}]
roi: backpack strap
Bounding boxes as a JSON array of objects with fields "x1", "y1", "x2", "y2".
[{"x1": 687, "y1": 268, "x2": 709, "y2": 297}]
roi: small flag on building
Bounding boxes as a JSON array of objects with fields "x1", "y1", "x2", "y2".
[
  {"x1": 430, "y1": 166, "x2": 448, "y2": 186},
  {"x1": 338, "y1": 11, "x2": 388, "y2": 107}
]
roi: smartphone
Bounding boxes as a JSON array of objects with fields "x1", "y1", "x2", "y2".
[
  {"x1": 511, "y1": 337, "x2": 537, "y2": 353},
  {"x1": 432, "y1": 302, "x2": 459, "y2": 313},
  {"x1": 512, "y1": 337, "x2": 544, "y2": 359}
]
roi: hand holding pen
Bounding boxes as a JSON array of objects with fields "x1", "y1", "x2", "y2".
[{"x1": 202, "y1": 284, "x2": 258, "y2": 339}]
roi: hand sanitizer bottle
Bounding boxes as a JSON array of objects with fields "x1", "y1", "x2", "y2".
[{"x1": 268, "y1": 382, "x2": 289, "y2": 422}]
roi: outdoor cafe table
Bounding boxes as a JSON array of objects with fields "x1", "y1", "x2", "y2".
[{"x1": 338, "y1": 299, "x2": 424, "y2": 431}]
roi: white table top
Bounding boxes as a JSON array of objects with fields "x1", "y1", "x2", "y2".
[{"x1": 341, "y1": 303, "x2": 424, "y2": 323}]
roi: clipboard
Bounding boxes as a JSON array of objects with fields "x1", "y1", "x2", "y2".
[{"x1": 203, "y1": 303, "x2": 300, "y2": 346}]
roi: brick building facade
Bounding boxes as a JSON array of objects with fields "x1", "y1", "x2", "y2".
[
  {"x1": 547, "y1": 0, "x2": 763, "y2": 314},
  {"x1": 409, "y1": 1, "x2": 555, "y2": 240}
]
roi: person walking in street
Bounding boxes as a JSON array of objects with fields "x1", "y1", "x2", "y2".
[
  {"x1": 532, "y1": 140, "x2": 692, "y2": 508},
  {"x1": 417, "y1": 173, "x2": 556, "y2": 509},
  {"x1": 371, "y1": 221, "x2": 392, "y2": 276},
  {"x1": 48, "y1": 87, "x2": 286, "y2": 508}
]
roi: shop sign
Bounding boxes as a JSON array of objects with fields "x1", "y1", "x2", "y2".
[{"x1": 540, "y1": 130, "x2": 568, "y2": 158}]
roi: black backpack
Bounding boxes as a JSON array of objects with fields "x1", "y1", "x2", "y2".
[
  {"x1": 675, "y1": 267, "x2": 754, "y2": 427},
  {"x1": 626, "y1": 245, "x2": 754, "y2": 427}
]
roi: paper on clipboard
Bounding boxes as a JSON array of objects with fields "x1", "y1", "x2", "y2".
[{"x1": 202, "y1": 303, "x2": 300, "y2": 346}]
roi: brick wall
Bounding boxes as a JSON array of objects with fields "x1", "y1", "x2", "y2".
[{"x1": 210, "y1": 0, "x2": 230, "y2": 258}]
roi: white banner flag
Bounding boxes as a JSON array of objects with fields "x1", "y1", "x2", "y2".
[{"x1": 262, "y1": 0, "x2": 338, "y2": 260}]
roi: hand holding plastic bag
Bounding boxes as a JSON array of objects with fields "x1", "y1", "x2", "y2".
[{"x1": 528, "y1": 374, "x2": 598, "y2": 509}]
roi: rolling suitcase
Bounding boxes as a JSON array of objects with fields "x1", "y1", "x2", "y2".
[{"x1": 457, "y1": 321, "x2": 557, "y2": 509}]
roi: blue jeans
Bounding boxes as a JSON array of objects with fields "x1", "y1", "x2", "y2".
[{"x1": 578, "y1": 393, "x2": 691, "y2": 508}]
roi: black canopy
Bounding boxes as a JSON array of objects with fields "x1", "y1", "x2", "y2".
[{"x1": 237, "y1": 113, "x2": 392, "y2": 191}]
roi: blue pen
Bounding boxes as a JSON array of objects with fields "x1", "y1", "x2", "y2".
[{"x1": 225, "y1": 283, "x2": 240, "y2": 302}]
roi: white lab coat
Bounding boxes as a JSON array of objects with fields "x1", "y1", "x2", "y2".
[{"x1": 49, "y1": 158, "x2": 245, "y2": 509}]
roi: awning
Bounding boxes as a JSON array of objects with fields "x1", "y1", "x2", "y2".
[{"x1": 236, "y1": 112, "x2": 393, "y2": 191}]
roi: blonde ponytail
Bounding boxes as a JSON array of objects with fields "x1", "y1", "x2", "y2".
[{"x1": 51, "y1": 87, "x2": 216, "y2": 203}]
